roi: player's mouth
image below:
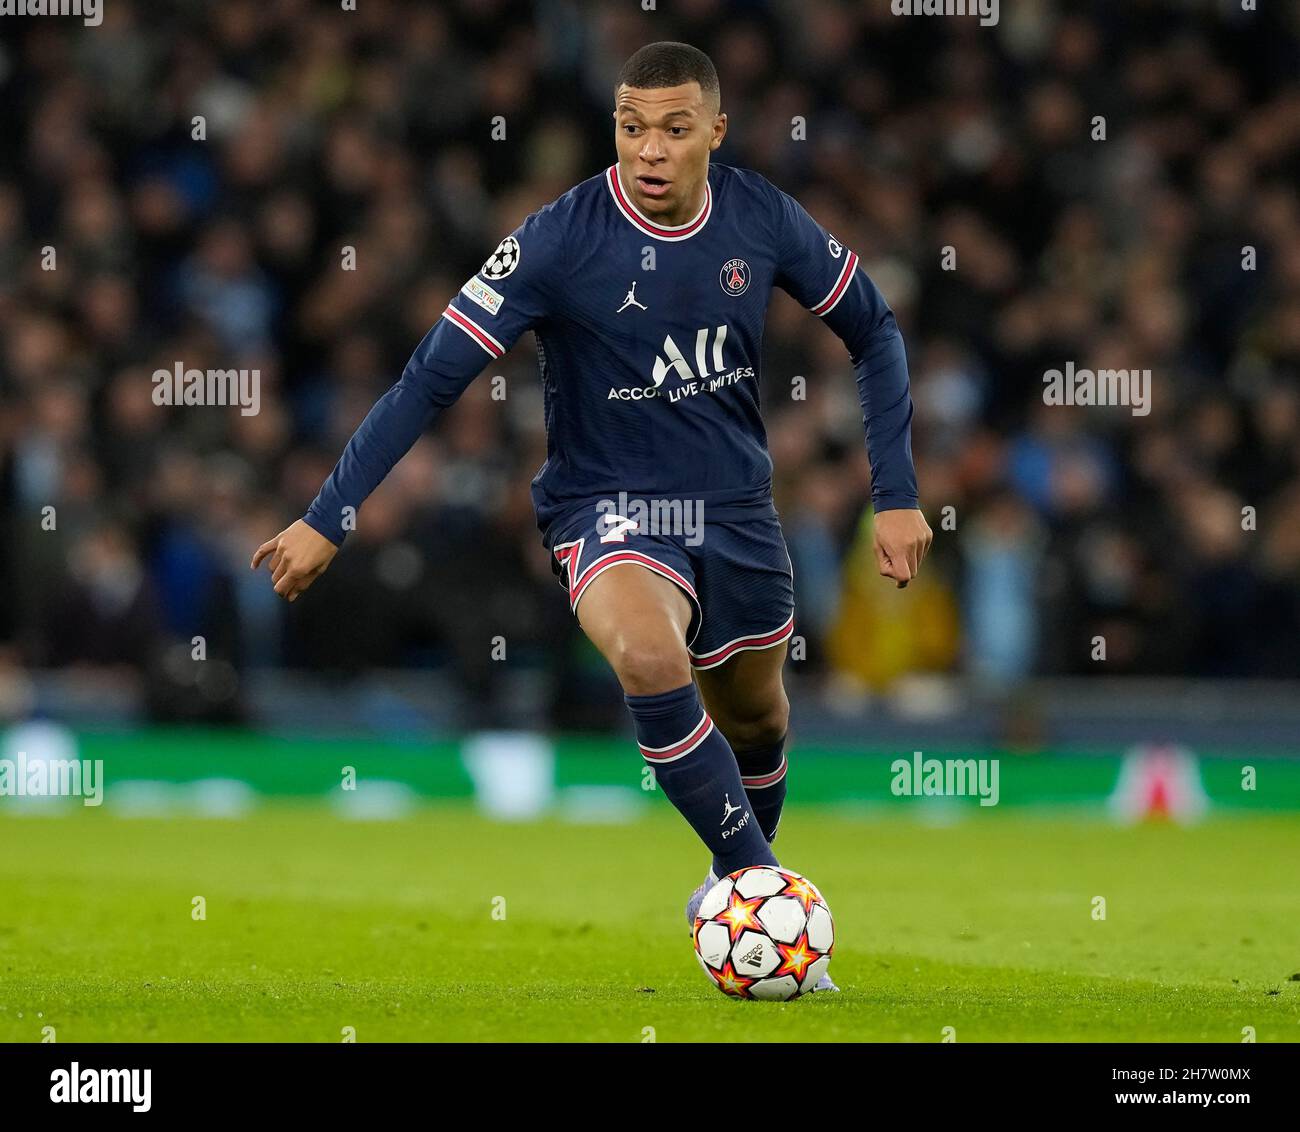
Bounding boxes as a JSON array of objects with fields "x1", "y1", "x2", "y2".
[{"x1": 636, "y1": 174, "x2": 672, "y2": 199}]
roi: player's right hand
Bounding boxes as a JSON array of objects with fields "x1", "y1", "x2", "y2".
[
  {"x1": 873, "y1": 506, "x2": 933, "y2": 590},
  {"x1": 250, "y1": 519, "x2": 339, "y2": 602}
]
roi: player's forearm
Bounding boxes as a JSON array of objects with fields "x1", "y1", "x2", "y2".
[
  {"x1": 303, "y1": 338, "x2": 475, "y2": 545},
  {"x1": 815, "y1": 260, "x2": 919, "y2": 512},
  {"x1": 851, "y1": 313, "x2": 918, "y2": 512},
  {"x1": 302, "y1": 379, "x2": 438, "y2": 545}
]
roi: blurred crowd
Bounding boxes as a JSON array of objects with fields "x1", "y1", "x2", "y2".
[{"x1": 1, "y1": 0, "x2": 1298, "y2": 726}]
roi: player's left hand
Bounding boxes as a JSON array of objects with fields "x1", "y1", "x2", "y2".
[{"x1": 873, "y1": 507, "x2": 933, "y2": 589}]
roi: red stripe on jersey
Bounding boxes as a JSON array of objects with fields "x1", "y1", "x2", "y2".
[
  {"x1": 605, "y1": 166, "x2": 712, "y2": 241},
  {"x1": 443, "y1": 304, "x2": 504, "y2": 357},
  {"x1": 810, "y1": 251, "x2": 858, "y2": 317},
  {"x1": 552, "y1": 539, "x2": 584, "y2": 591},
  {"x1": 569, "y1": 550, "x2": 698, "y2": 609},
  {"x1": 690, "y1": 614, "x2": 795, "y2": 668}
]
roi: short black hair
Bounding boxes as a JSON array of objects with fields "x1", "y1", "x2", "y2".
[{"x1": 615, "y1": 42, "x2": 720, "y2": 110}]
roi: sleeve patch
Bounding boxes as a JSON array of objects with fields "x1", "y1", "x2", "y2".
[
  {"x1": 462, "y1": 275, "x2": 505, "y2": 316},
  {"x1": 481, "y1": 235, "x2": 521, "y2": 280}
]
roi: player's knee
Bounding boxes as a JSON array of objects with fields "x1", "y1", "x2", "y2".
[
  {"x1": 725, "y1": 699, "x2": 789, "y2": 751},
  {"x1": 610, "y1": 637, "x2": 692, "y2": 696}
]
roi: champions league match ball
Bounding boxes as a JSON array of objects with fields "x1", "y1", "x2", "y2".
[{"x1": 692, "y1": 866, "x2": 834, "y2": 1000}]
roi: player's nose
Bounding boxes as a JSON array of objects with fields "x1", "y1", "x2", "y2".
[{"x1": 638, "y1": 136, "x2": 667, "y2": 162}]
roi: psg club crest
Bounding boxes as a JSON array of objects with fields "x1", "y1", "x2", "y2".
[{"x1": 719, "y1": 258, "x2": 750, "y2": 296}]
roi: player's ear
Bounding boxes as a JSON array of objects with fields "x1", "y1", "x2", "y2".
[{"x1": 710, "y1": 112, "x2": 727, "y2": 151}]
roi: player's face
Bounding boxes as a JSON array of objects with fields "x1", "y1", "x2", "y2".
[{"x1": 613, "y1": 82, "x2": 726, "y2": 224}]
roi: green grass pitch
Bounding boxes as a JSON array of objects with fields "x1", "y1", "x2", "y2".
[{"x1": 1, "y1": 805, "x2": 1297, "y2": 1042}]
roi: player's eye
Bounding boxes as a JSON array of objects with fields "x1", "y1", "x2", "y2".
[{"x1": 669, "y1": 127, "x2": 688, "y2": 136}]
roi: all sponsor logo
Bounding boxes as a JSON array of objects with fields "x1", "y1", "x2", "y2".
[{"x1": 607, "y1": 326, "x2": 755, "y2": 404}]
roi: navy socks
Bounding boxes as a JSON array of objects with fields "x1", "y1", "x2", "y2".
[
  {"x1": 734, "y1": 734, "x2": 788, "y2": 844},
  {"x1": 625, "y1": 682, "x2": 779, "y2": 878}
]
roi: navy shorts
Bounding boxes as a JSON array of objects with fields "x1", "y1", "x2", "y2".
[{"x1": 544, "y1": 503, "x2": 795, "y2": 670}]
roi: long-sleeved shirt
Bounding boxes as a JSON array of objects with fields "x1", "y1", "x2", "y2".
[{"x1": 304, "y1": 161, "x2": 917, "y2": 546}]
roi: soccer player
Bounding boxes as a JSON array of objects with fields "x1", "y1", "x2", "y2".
[{"x1": 252, "y1": 42, "x2": 931, "y2": 991}]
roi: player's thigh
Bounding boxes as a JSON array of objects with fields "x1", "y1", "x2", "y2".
[
  {"x1": 693, "y1": 641, "x2": 790, "y2": 750},
  {"x1": 577, "y1": 563, "x2": 695, "y2": 694}
]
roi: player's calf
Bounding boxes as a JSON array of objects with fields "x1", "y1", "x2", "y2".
[
  {"x1": 697, "y1": 651, "x2": 791, "y2": 844},
  {"x1": 734, "y1": 734, "x2": 788, "y2": 844},
  {"x1": 627, "y1": 682, "x2": 779, "y2": 878},
  {"x1": 579, "y1": 564, "x2": 778, "y2": 875}
]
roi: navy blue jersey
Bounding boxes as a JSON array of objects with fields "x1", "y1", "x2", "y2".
[{"x1": 304, "y1": 162, "x2": 917, "y2": 545}]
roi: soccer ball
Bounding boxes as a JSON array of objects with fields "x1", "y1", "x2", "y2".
[{"x1": 692, "y1": 865, "x2": 834, "y2": 1000}]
